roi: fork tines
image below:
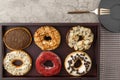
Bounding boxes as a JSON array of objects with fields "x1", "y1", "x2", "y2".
[{"x1": 100, "y1": 8, "x2": 110, "y2": 15}]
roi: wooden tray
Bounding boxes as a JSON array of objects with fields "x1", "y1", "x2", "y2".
[{"x1": 0, "y1": 23, "x2": 100, "y2": 80}]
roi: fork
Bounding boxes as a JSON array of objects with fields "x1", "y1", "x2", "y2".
[{"x1": 68, "y1": 8, "x2": 110, "y2": 15}]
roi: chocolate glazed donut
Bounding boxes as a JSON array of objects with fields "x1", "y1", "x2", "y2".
[{"x1": 3, "y1": 27, "x2": 32, "y2": 50}]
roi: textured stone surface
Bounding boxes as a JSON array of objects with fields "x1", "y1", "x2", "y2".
[
  {"x1": 0, "y1": 0, "x2": 100, "y2": 23},
  {"x1": 1, "y1": 0, "x2": 120, "y2": 80}
]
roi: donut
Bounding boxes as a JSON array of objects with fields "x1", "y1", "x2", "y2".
[
  {"x1": 64, "y1": 51, "x2": 92, "y2": 76},
  {"x1": 3, "y1": 27, "x2": 32, "y2": 50},
  {"x1": 66, "y1": 26, "x2": 94, "y2": 51},
  {"x1": 3, "y1": 50, "x2": 32, "y2": 76},
  {"x1": 34, "y1": 26, "x2": 61, "y2": 50},
  {"x1": 36, "y1": 51, "x2": 62, "y2": 76}
]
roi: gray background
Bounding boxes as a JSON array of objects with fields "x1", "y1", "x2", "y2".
[{"x1": 0, "y1": 0, "x2": 120, "y2": 80}]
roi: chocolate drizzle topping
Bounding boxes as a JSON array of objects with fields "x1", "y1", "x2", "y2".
[{"x1": 67, "y1": 53, "x2": 91, "y2": 75}]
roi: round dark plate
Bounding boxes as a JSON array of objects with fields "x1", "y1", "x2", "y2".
[{"x1": 99, "y1": 0, "x2": 120, "y2": 32}]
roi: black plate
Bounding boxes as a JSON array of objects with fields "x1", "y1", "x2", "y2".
[{"x1": 99, "y1": 0, "x2": 120, "y2": 32}]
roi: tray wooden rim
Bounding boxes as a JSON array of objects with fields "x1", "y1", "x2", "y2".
[{"x1": 0, "y1": 23, "x2": 100, "y2": 80}]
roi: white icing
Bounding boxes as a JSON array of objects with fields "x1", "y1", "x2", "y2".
[
  {"x1": 65, "y1": 51, "x2": 92, "y2": 76},
  {"x1": 3, "y1": 50, "x2": 32, "y2": 76},
  {"x1": 67, "y1": 26, "x2": 94, "y2": 51}
]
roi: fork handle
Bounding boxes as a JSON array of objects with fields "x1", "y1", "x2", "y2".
[{"x1": 68, "y1": 11, "x2": 90, "y2": 14}]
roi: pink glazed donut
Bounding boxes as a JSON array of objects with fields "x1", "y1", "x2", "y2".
[{"x1": 36, "y1": 51, "x2": 62, "y2": 76}]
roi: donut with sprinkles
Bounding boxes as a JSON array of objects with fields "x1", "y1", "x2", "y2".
[{"x1": 3, "y1": 50, "x2": 32, "y2": 76}]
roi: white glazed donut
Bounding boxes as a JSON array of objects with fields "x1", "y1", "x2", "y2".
[
  {"x1": 3, "y1": 50, "x2": 32, "y2": 76},
  {"x1": 64, "y1": 51, "x2": 92, "y2": 76},
  {"x1": 67, "y1": 26, "x2": 94, "y2": 51}
]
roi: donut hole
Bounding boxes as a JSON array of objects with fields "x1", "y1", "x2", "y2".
[
  {"x1": 43, "y1": 60, "x2": 53, "y2": 67},
  {"x1": 78, "y1": 36, "x2": 83, "y2": 41},
  {"x1": 12, "y1": 60, "x2": 23, "y2": 66},
  {"x1": 74, "y1": 59, "x2": 82, "y2": 68},
  {"x1": 44, "y1": 36, "x2": 51, "y2": 41}
]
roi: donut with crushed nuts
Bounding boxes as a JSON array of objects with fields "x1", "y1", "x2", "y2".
[
  {"x1": 66, "y1": 26, "x2": 94, "y2": 51},
  {"x1": 34, "y1": 26, "x2": 61, "y2": 50},
  {"x1": 64, "y1": 51, "x2": 92, "y2": 76},
  {"x1": 3, "y1": 50, "x2": 32, "y2": 76}
]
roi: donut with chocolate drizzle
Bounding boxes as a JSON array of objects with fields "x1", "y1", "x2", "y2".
[{"x1": 64, "y1": 51, "x2": 92, "y2": 76}]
